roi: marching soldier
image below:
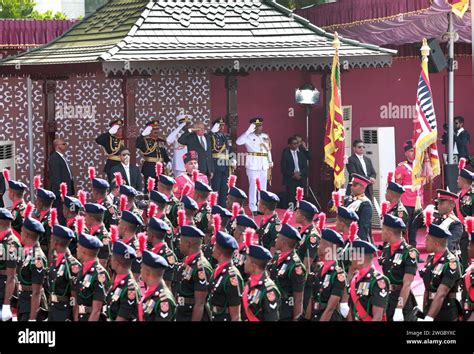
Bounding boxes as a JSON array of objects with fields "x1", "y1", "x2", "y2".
[
  {"x1": 242, "y1": 244, "x2": 281, "y2": 321},
  {"x1": 420, "y1": 224, "x2": 462, "y2": 321},
  {"x1": 256, "y1": 190, "x2": 281, "y2": 254},
  {"x1": 193, "y1": 181, "x2": 213, "y2": 235},
  {"x1": 175, "y1": 225, "x2": 213, "y2": 321},
  {"x1": 0, "y1": 209, "x2": 21, "y2": 321},
  {"x1": 226, "y1": 185, "x2": 248, "y2": 212},
  {"x1": 456, "y1": 166, "x2": 474, "y2": 273},
  {"x1": 150, "y1": 190, "x2": 175, "y2": 252},
  {"x1": 119, "y1": 185, "x2": 144, "y2": 225},
  {"x1": 105, "y1": 241, "x2": 141, "y2": 321},
  {"x1": 208, "y1": 231, "x2": 244, "y2": 321},
  {"x1": 462, "y1": 217, "x2": 474, "y2": 321},
  {"x1": 379, "y1": 214, "x2": 418, "y2": 321},
  {"x1": 118, "y1": 211, "x2": 144, "y2": 280},
  {"x1": 136, "y1": 119, "x2": 170, "y2": 192},
  {"x1": 156, "y1": 174, "x2": 179, "y2": 228},
  {"x1": 166, "y1": 114, "x2": 192, "y2": 177},
  {"x1": 385, "y1": 178, "x2": 409, "y2": 226},
  {"x1": 48, "y1": 225, "x2": 81, "y2": 321},
  {"x1": 17, "y1": 217, "x2": 48, "y2": 321},
  {"x1": 347, "y1": 240, "x2": 390, "y2": 322},
  {"x1": 84, "y1": 203, "x2": 111, "y2": 268},
  {"x1": 209, "y1": 117, "x2": 234, "y2": 207},
  {"x1": 63, "y1": 196, "x2": 83, "y2": 257},
  {"x1": 344, "y1": 174, "x2": 373, "y2": 241},
  {"x1": 147, "y1": 217, "x2": 177, "y2": 289},
  {"x1": 7, "y1": 179, "x2": 27, "y2": 241},
  {"x1": 202, "y1": 205, "x2": 232, "y2": 268},
  {"x1": 395, "y1": 140, "x2": 423, "y2": 247},
  {"x1": 236, "y1": 118, "x2": 273, "y2": 215},
  {"x1": 90, "y1": 178, "x2": 119, "y2": 230},
  {"x1": 95, "y1": 119, "x2": 125, "y2": 181},
  {"x1": 139, "y1": 250, "x2": 176, "y2": 322},
  {"x1": 231, "y1": 215, "x2": 258, "y2": 278},
  {"x1": 311, "y1": 229, "x2": 346, "y2": 321},
  {"x1": 33, "y1": 188, "x2": 55, "y2": 256},
  {"x1": 335, "y1": 206, "x2": 359, "y2": 241},
  {"x1": 174, "y1": 151, "x2": 209, "y2": 198},
  {"x1": 73, "y1": 233, "x2": 110, "y2": 321},
  {"x1": 268, "y1": 224, "x2": 306, "y2": 321}
]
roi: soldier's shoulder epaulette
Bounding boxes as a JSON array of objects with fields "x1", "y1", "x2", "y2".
[
  {"x1": 446, "y1": 252, "x2": 458, "y2": 262},
  {"x1": 158, "y1": 289, "x2": 168, "y2": 302},
  {"x1": 335, "y1": 265, "x2": 344, "y2": 273},
  {"x1": 264, "y1": 277, "x2": 276, "y2": 289},
  {"x1": 96, "y1": 264, "x2": 108, "y2": 275},
  {"x1": 448, "y1": 214, "x2": 461, "y2": 223}
]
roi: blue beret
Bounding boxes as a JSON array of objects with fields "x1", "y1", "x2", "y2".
[
  {"x1": 8, "y1": 180, "x2": 27, "y2": 191},
  {"x1": 92, "y1": 178, "x2": 110, "y2": 190},
  {"x1": 248, "y1": 244, "x2": 272, "y2": 261},
  {"x1": 52, "y1": 225, "x2": 75, "y2": 240},
  {"x1": 260, "y1": 190, "x2": 279, "y2": 203},
  {"x1": 194, "y1": 180, "x2": 212, "y2": 193},
  {"x1": 236, "y1": 215, "x2": 258, "y2": 230},
  {"x1": 78, "y1": 233, "x2": 103, "y2": 250},
  {"x1": 182, "y1": 196, "x2": 198, "y2": 211},
  {"x1": 0, "y1": 208, "x2": 13, "y2": 221},
  {"x1": 150, "y1": 190, "x2": 169, "y2": 204},
  {"x1": 180, "y1": 225, "x2": 205, "y2": 238},
  {"x1": 321, "y1": 229, "x2": 344, "y2": 247},
  {"x1": 84, "y1": 203, "x2": 106, "y2": 214},
  {"x1": 37, "y1": 188, "x2": 56, "y2": 202},
  {"x1": 120, "y1": 185, "x2": 139, "y2": 197},
  {"x1": 337, "y1": 207, "x2": 359, "y2": 222},
  {"x1": 121, "y1": 210, "x2": 144, "y2": 226},
  {"x1": 298, "y1": 200, "x2": 319, "y2": 216},
  {"x1": 278, "y1": 224, "x2": 301, "y2": 241},
  {"x1": 351, "y1": 240, "x2": 378, "y2": 254},
  {"x1": 228, "y1": 187, "x2": 247, "y2": 200},
  {"x1": 158, "y1": 174, "x2": 176, "y2": 186},
  {"x1": 216, "y1": 231, "x2": 238, "y2": 250},
  {"x1": 64, "y1": 196, "x2": 83, "y2": 213},
  {"x1": 142, "y1": 250, "x2": 169, "y2": 269},
  {"x1": 428, "y1": 224, "x2": 452, "y2": 239},
  {"x1": 211, "y1": 205, "x2": 232, "y2": 219},
  {"x1": 460, "y1": 169, "x2": 474, "y2": 182},
  {"x1": 112, "y1": 240, "x2": 136, "y2": 259},
  {"x1": 23, "y1": 217, "x2": 45, "y2": 234},
  {"x1": 387, "y1": 182, "x2": 405, "y2": 194},
  {"x1": 149, "y1": 217, "x2": 171, "y2": 233},
  {"x1": 383, "y1": 214, "x2": 406, "y2": 230}
]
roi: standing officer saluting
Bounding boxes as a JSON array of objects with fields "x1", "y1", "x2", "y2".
[{"x1": 95, "y1": 119, "x2": 125, "y2": 182}]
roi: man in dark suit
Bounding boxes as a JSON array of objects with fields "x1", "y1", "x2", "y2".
[
  {"x1": 281, "y1": 136, "x2": 308, "y2": 208},
  {"x1": 346, "y1": 139, "x2": 376, "y2": 201},
  {"x1": 110, "y1": 147, "x2": 143, "y2": 192},
  {"x1": 178, "y1": 121, "x2": 214, "y2": 179},
  {"x1": 454, "y1": 116, "x2": 470, "y2": 162},
  {"x1": 48, "y1": 139, "x2": 75, "y2": 225}
]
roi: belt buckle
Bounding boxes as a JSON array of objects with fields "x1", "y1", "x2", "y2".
[{"x1": 51, "y1": 294, "x2": 58, "y2": 303}]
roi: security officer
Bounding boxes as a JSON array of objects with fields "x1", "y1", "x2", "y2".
[
  {"x1": 174, "y1": 151, "x2": 209, "y2": 198},
  {"x1": 139, "y1": 250, "x2": 176, "y2": 322},
  {"x1": 347, "y1": 240, "x2": 390, "y2": 322},
  {"x1": 175, "y1": 225, "x2": 213, "y2": 321},
  {"x1": 256, "y1": 190, "x2": 281, "y2": 254},
  {"x1": 63, "y1": 196, "x2": 83, "y2": 257},
  {"x1": 242, "y1": 244, "x2": 281, "y2": 321},
  {"x1": 268, "y1": 224, "x2": 306, "y2": 321},
  {"x1": 166, "y1": 114, "x2": 192, "y2": 178},
  {"x1": 84, "y1": 203, "x2": 110, "y2": 268},
  {"x1": 95, "y1": 119, "x2": 125, "y2": 181},
  {"x1": 294, "y1": 200, "x2": 320, "y2": 316},
  {"x1": 236, "y1": 118, "x2": 273, "y2": 214},
  {"x1": 147, "y1": 217, "x2": 177, "y2": 289},
  {"x1": 231, "y1": 214, "x2": 258, "y2": 278},
  {"x1": 73, "y1": 233, "x2": 110, "y2": 321},
  {"x1": 90, "y1": 178, "x2": 119, "y2": 230},
  {"x1": 33, "y1": 188, "x2": 56, "y2": 256},
  {"x1": 7, "y1": 179, "x2": 27, "y2": 241},
  {"x1": 156, "y1": 174, "x2": 179, "y2": 228},
  {"x1": 0, "y1": 209, "x2": 21, "y2": 321},
  {"x1": 208, "y1": 231, "x2": 244, "y2": 321},
  {"x1": 379, "y1": 214, "x2": 418, "y2": 321},
  {"x1": 203, "y1": 205, "x2": 232, "y2": 268},
  {"x1": 118, "y1": 211, "x2": 144, "y2": 279},
  {"x1": 462, "y1": 217, "x2": 474, "y2": 321},
  {"x1": 150, "y1": 190, "x2": 175, "y2": 253},
  {"x1": 48, "y1": 225, "x2": 81, "y2": 321},
  {"x1": 193, "y1": 181, "x2": 213, "y2": 235},
  {"x1": 420, "y1": 224, "x2": 462, "y2": 321},
  {"x1": 105, "y1": 241, "x2": 141, "y2": 321},
  {"x1": 456, "y1": 167, "x2": 474, "y2": 273},
  {"x1": 136, "y1": 120, "x2": 170, "y2": 193},
  {"x1": 17, "y1": 217, "x2": 48, "y2": 321},
  {"x1": 385, "y1": 178, "x2": 409, "y2": 226},
  {"x1": 344, "y1": 174, "x2": 373, "y2": 241},
  {"x1": 209, "y1": 117, "x2": 234, "y2": 207},
  {"x1": 311, "y1": 229, "x2": 346, "y2": 321}
]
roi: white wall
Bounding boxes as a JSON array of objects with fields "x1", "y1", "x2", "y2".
[{"x1": 34, "y1": 0, "x2": 85, "y2": 18}]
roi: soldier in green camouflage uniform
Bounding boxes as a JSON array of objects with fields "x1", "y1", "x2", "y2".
[
  {"x1": 33, "y1": 188, "x2": 55, "y2": 257},
  {"x1": 84, "y1": 203, "x2": 111, "y2": 269},
  {"x1": 91, "y1": 178, "x2": 119, "y2": 230},
  {"x1": 7, "y1": 180, "x2": 27, "y2": 242},
  {"x1": 256, "y1": 190, "x2": 281, "y2": 254},
  {"x1": 63, "y1": 196, "x2": 83, "y2": 257},
  {"x1": 150, "y1": 190, "x2": 175, "y2": 252},
  {"x1": 385, "y1": 181, "x2": 409, "y2": 226},
  {"x1": 156, "y1": 174, "x2": 179, "y2": 228}
]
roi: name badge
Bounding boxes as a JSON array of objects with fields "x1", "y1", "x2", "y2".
[
  {"x1": 82, "y1": 274, "x2": 92, "y2": 288},
  {"x1": 392, "y1": 253, "x2": 403, "y2": 266},
  {"x1": 323, "y1": 274, "x2": 331, "y2": 288},
  {"x1": 278, "y1": 263, "x2": 288, "y2": 276},
  {"x1": 112, "y1": 287, "x2": 122, "y2": 302}
]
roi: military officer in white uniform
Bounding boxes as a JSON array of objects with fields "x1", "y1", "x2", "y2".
[
  {"x1": 166, "y1": 114, "x2": 192, "y2": 177},
  {"x1": 236, "y1": 118, "x2": 273, "y2": 214}
]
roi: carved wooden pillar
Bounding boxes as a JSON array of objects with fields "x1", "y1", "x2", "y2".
[
  {"x1": 43, "y1": 80, "x2": 57, "y2": 188},
  {"x1": 122, "y1": 76, "x2": 139, "y2": 165},
  {"x1": 225, "y1": 74, "x2": 239, "y2": 143}
]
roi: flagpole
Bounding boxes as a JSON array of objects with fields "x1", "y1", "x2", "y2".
[{"x1": 447, "y1": 11, "x2": 455, "y2": 164}]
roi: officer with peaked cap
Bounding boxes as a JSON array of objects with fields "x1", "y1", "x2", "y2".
[{"x1": 95, "y1": 119, "x2": 125, "y2": 181}]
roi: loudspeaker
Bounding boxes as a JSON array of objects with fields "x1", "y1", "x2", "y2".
[
  {"x1": 417, "y1": 39, "x2": 448, "y2": 73},
  {"x1": 444, "y1": 164, "x2": 459, "y2": 193}
]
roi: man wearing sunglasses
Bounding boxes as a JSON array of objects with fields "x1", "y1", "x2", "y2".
[
  {"x1": 345, "y1": 139, "x2": 376, "y2": 201},
  {"x1": 110, "y1": 148, "x2": 143, "y2": 192}
]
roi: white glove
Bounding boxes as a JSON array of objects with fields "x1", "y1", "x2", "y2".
[
  {"x1": 1, "y1": 305, "x2": 12, "y2": 321},
  {"x1": 247, "y1": 124, "x2": 256, "y2": 133},
  {"x1": 142, "y1": 126, "x2": 153, "y2": 136},
  {"x1": 422, "y1": 316, "x2": 434, "y2": 322},
  {"x1": 339, "y1": 302, "x2": 349, "y2": 318},
  {"x1": 109, "y1": 125, "x2": 120, "y2": 135},
  {"x1": 211, "y1": 123, "x2": 220, "y2": 133},
  {"x1": 393, "y1": 308, "x2": 404, "y2": 322},
  {"x1": 268, "y1": 162, "x2": 274, "y2": 168}
]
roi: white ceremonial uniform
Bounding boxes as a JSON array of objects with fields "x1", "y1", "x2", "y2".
[
  {"x1": 236, "y1": 125, "x2": 273, "y2": 212},
  {"x1": 166, "y1": 122, "x2": 188, "y2": 177}
]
